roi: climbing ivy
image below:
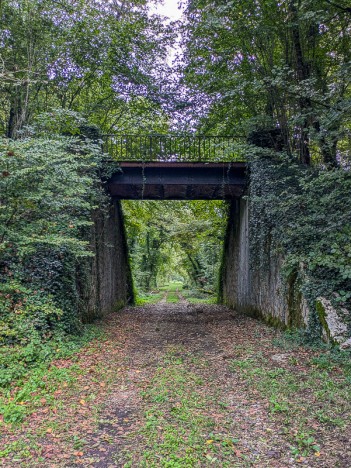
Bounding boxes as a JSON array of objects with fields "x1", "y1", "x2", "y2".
[
  {"x1": 248, "y1": 150, "x2": 351, "y2": 338},
  {"x1": 0, "y1": 117, "x2": 109, "y2": 344}
]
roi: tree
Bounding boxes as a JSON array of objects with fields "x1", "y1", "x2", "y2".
[
  {"x1": 0, "y1": 0, "x2": 172, "y2": 136},
  {"x1": 182, "y1": 0, "x2": 351, "y2": 166},
  {"x1": 122, "y1": 200, "x2": 227, "y2": 293}
]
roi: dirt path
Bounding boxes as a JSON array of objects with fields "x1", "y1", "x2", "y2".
[
  {"x1": 79, "y1": 303, "x2": 350, "y2": 467},
  {"x1": 2, "y1": 303, "x2": 350, "y2": 467}
]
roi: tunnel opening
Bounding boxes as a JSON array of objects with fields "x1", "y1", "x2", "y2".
[{"x1": 121, "y1": 200, "x2": 228, "y2": 305}]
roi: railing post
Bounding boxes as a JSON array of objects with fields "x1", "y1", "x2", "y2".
[{"x1": 101, "y1": 134, "x2": 243, "y2": 162}]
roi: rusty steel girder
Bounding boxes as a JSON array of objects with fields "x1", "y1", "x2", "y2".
[{"x1": 107, "y1": 162, "x2": 247, "y2": 200}]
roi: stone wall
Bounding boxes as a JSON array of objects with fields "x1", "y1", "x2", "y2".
[
  {"x1": 79, "y1": 199, "x2": 133, "y2": 322},
  {"x1": 221, "y1": 199, "x2": 307, "y2": 328}
]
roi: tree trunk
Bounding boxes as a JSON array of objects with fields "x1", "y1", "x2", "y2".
[
  {"x1": 7, "y1": 84, "x2": 30, "y2": 139},
  {"x1": 289, "y1": 2, "x2": 311, "y2": 165}
]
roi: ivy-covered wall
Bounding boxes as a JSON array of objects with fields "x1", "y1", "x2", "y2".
[
  {"x1": 81, "y1": 200, "x2": 134, "y2": 322},
  {"x1": 0, "y1": 133, "x2": 134, "y2": 346},
  {"x1": 221, "y1": 199, "x2": 308, "y2": 328}
]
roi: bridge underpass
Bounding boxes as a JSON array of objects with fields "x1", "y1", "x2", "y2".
[{"x1": 98, "y1": 134, "x2": 304, "y2": 332}]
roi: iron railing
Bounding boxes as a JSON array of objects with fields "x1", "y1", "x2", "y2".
[{"x1": 102, "y1": 134, "x2": 246, "y2": 162}]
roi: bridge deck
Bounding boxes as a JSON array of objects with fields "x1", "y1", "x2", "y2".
[{"x1": 108, "y1": 161, "x2": 247, "y2": 200}]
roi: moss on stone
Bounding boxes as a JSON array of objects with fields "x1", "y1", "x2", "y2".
[
  {"x1": 114, "y1": 299, "x2": 127, "y2": 311},
  {"x1": 286, "y1": 271, "x2": 305, "y2": 329},
  {"x1": 316, "y1": 299, "x2": 331, "y2": 342},
  {"x1": 265, "y1": 314, "x2": 287, "y2": 330}
]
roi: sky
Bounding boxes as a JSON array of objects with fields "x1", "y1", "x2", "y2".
[
  {"x1": 149, "y1": 0, "x2": 184, "y2": 22},
  {"x1": 148, "y1": 0, "x2": 184, "y2": 65}
]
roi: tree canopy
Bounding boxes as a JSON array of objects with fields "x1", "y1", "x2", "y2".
[
  {"x1": 181, "y1": 0, "x2": 351, "y2": 165},
  {"x1": 0, "y1": 0, "x2": 173, "y2": 136}
]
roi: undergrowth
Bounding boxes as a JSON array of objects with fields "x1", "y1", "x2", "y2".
[{"x1": 0, "y1": 325, "x2": 103, "y2": 424}]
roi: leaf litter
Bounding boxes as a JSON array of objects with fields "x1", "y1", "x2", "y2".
[{"x1": 1, "y1": 301, "x2": 350, "y2": 466}]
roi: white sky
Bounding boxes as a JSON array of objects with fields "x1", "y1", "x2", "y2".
[
  {"x1": 149, "y1": 0, "x2": 184, "y2": 65},
  {"x1": 149, "y1": 0, "x2": 183, "y2": 23}
]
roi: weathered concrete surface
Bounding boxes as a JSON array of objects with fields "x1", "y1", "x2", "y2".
[
  {"x1": 317, "y1": 297, "x2": 350, "y2": 345},
  {"x1": 221, "y1": 199, "x2": 305, "y2": 328},
  {"x1": 79, "y1": 200, "x2": 133, "y2": 322}
]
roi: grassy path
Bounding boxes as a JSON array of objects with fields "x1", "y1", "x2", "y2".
[{"x1": 1, "y1": 303, "x2": 351, "y2": 466}]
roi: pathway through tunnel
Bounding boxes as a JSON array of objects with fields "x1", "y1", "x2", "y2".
[
  {"x1": 121, "y1": 200, "x2": 227, "y2": 306},
  {"x1": 3, "y1": 188, "x2": 349, "y2": 467},
  {"x1": 81, "y1": 195, "x2": 351, "y2": 466}
]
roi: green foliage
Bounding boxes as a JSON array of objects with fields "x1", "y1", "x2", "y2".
[
  {"x1": 135, "y1": 291, "x2": 164, "y2": 306},
  {"x1": 0, "y1": 281, "x2": 63, "y2": 345},
  {"x1": 0, "y1": 134, "x2": 103, "y2": 257},
  {"x1": 122, "y1": 201, "x2": 227, "y2": 295},
  {"x1": 248, "y1": 150, "x2": 351, "y2": 336},
  {"x1": 0, "y1": 115, "x2": 109, "y2": 344},
  {"x1": 32, "y1": 110, "x2": 88, "y2": 136},
  {"x1": 0, "y1": 324, "x2": 103, "y2": 424},
  {"x1": 166, "y1": 291, "x2": 179, "y2": 304},
  {"x1": 182, "y1": 0, "x2": 351, "y2": 166},
  {"x1": 0, "y1": 0, "x2": 172, "y2": 137}
]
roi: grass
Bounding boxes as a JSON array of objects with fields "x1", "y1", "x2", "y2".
[
  {"x1": 182, "y1": 287, "x2": 217, "y2": 304},
  {"x1": 228, "y1": 339, "x2": 351, "y2": 458},
  {"x1": 135, "y1": 282, "x2": 185, "y2": 306},
  {"x1": 160, "y1": 282, "x2": 183, "y2": 292},
  {"x1": 0, "y1": 325, "x2": 104, "y2": 425},
  {"x1": 2, "y1": 305, "x2": 350, "y2": 466},
  {"x1": 135, "y1": 291, "x2": 165, "y2": 306},
  {"x1": 166, "y1": 291, "x2": 179, "y2": 304},
  {"x1": 115, "y1": 332, "x2": 351, "y2": 466},
  {"x1": 186, "y1": 297, "x2": 217, "y2": 304},
  {"x1": 0, "y1": 322, "x2": 119, "y2": 465},
  {"x1": 136, "y1": 282, "x2": 218, "y2": 306},
  {"x1": 115, "y1": 346, "x2": 247, "y2": 467}
]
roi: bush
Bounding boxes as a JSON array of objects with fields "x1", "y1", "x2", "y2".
[{"x1": 0, "y1": 112, "x2": 111, "y2": 347}]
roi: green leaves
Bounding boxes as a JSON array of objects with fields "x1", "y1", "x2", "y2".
[
  {"x1": 122, "y1": 200, "x2": 227, "y2": 292},
  {"x1": 182, "y1": 0, "x2": 351, "y2": 165},
  {"x1": 0, "y1": 135, "x2": 103, "y2": 257},
  {"x1": 0, "y1": 0, "x2": 172, "y2": 136},
  {"x1": 0, "y1": 129, "x2": 109, "y2": 343},
  {"x1": 248, "y1": 152, "x2": 351, "y2": 324}
]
